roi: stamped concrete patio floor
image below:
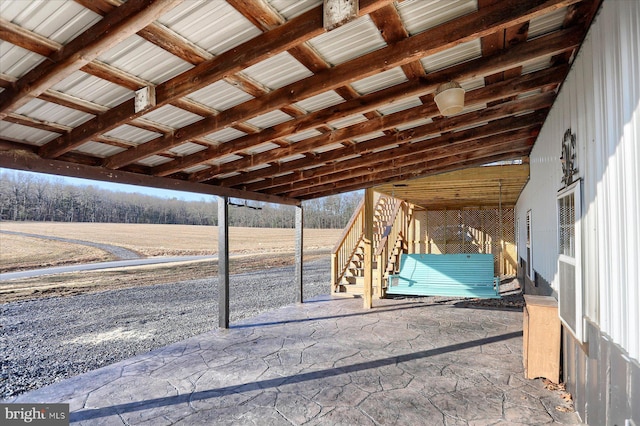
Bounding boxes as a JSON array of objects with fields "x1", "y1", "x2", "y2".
[{"x1": 10, "y1": 295, "x2": 579, "y2": 425}]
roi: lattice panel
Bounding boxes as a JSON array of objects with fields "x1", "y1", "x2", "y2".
[
  {"x1": 421, "y1": 208, "x2": 516, "y2": 276},
  {"x1": 426, "y1": 210, "x2": 447, "y2": 254}
]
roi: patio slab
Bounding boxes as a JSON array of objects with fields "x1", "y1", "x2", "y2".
[{"x1": 8, "y1": 295, "x2": 580, "y2": 425}]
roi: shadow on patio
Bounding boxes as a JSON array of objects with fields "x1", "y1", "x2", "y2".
[{"x1": 12, "y1": 295, "x2": 578, "y2": 425}]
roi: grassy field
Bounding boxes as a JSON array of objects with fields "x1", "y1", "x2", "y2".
[
  {"x1": 1, "y1": 222, "x2": 340, "y2": 258},
  {"x1": 0, "y1": 222, "x2": 342, "y2": 302}
]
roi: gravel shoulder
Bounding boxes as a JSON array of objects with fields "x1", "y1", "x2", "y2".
[{"x1": 0, "y1": 258, "x2": 331, "y2": 399}]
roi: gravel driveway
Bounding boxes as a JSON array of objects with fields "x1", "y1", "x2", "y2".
[
  {"x1": 0, "y1": 258, "x2": 331, "y2": 398},
  {"x1": 0, "y1": 230, "x2": 142, "y2": 260}
]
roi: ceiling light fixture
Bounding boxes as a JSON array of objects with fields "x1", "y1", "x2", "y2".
[{"x1": 434, "y1": 81, "x2": 465, "y2": 117}]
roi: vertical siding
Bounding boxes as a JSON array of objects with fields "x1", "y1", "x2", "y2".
[{"x1": 515, "y1": 0, "x2": 640, "y2": 362}]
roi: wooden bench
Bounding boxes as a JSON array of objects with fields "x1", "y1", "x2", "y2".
[{"x1": 386, "y1": 253, "x2": 500, "y2": 299}]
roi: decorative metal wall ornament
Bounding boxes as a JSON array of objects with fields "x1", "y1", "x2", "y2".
[{"x1": 560, "y1": 128, "x2": 578, "y2": 186}]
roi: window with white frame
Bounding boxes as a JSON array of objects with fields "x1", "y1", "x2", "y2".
[
  {"x1": 526, "y1": 210, "x2": 533, "y2": 279},
  {"x1": 557, "y1": 180, "x2": 583, "y2": 341}
]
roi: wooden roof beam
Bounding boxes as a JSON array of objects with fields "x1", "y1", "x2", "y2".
[
  {"x1": 215, "y1": 92, "x2": 554, "y2": 188},
  {"x1": 293, "y1": 143, "x2": 534, "y2": 200},
  {"x1": 100, "y1": 0, "x2": 581, "y2": 170},
  {"x1": 0, "y1": 0, "x2": 184, "y2": 120},
  {"x1": 189, "y1": 66, "x2": 565, "y2": 182},
  {"x1": 150, "y1": 24, "x2": 582, "y2": 178},
  {"x1": 267, "y1": 125, "x2": 540, "y2": 197},
  {"x1": 37, "y1": 0, "x2": 395, "y2": 160},
  {"x1": 0, "y1": 150, "x2": 300, "y2": 206}
]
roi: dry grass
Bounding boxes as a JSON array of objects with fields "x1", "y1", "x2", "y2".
[
  {"x1": 1, "y1": 222, "x2": 341, "y2": 302},
  {"x1": 1, "y1": 233, "x2": 115, "y2": 272},
  {"x1": 0, "y1": 222, "x2": 341, "y2": 257}
]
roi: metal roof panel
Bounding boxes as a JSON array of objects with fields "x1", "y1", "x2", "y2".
[
  {"x1": 183, "y1": 164, "x2": 209, "y2": 174},
  {"x1": 240, "y1": 52, "x2": 312, "y2": 91},
  {"x1": 351, "y1": 67, "x2": 408, "y2": 95},
  {"x1": 0, "y1": 121, "x2": 58, "y2": 145},
  {"x1": 397, "y1": 0, "x2": 477, "y2": 35},
  {"x1": 205, "y1": 127, "x2": 247, "y2": 143},
  {"x1": 267, "y1": 0, "x2": 320, "y2": 20},
  {"x1": 15, "y1": 98, "x2": 92, "y2": 128},
  {"x1": 353, "y1": 131, "x2": 387, "y2": 142},
  {"x1": 209, "y1": 153, "x2": 243, "y2": 166},
  {"x1": 187, "y1": 80, "x2": 254, "y2": 112},
  {"x1": 169, "y1": 142, "x2": 207, "y2": 156},
  {"x1": 103, "y1": 124, "x2": 160, "y2": 146},
  {"x1": 308, "y1": 15, "x2": 386, "y2": 66},
  {"x1": 141, "y1": 105, "x2": 202, "y2": 129},
  {"x1": 245, "y1": 110, "x2": 292, "y2": 129},
  {"x1": 74, "y1": 141, "x2": 125, "y2": 158},
  {"x1": 279, "y1": 153, "x2": 306, "y2": 163},
  {"x1": 1, "y1": 0, "x2": 100, "y2": 44},
  {"x1": 328, "y1": 114, "x2": 368, "y2": 129},
  {"x1": 522, "y1": 56, "x2": 552, "y2": 74},
  {"x1": 0, "y1": 42, "x2": 45, "y2": 78},
  {"x1": 294, "y1": 91, "x2": 345, "y2": 113},
  {"x1": 158, "y1": 0, "x2": 262, "y2": 56},
  {"x1": 396, "y1": 117, "x2": 433, "y2": 131},
  {"x1": 137, "y1": 155, "x2": 172, "y2": 167},
  {"x1": 377, "y1": 96, "x2": 423, "y2": 116},
  {"x1": 98, "y1": 35, "x2": 193, "y2": 85},
  {"x1": 285, "y1": 128, "x2": 323, "y2": 143},
  {"x1": 528, "y1": 7, "x2": 568, "y2": 39},
  {"x1": 421, "y1": 39, "x2": 482, "y2": 73},
  {"x1": 245, "y1": 142, "x2": 281, "y2": 155},
  {"x1": 51, "y1": 71, "x2": 132, "y2": 108},
  {"x1": 313, "y1": 142, "x2": 344, "y2": 154}
]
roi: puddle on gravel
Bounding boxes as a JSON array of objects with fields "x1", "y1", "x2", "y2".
[{"x1": 66, "y1": 328, "x2": 154, "y2": 344}]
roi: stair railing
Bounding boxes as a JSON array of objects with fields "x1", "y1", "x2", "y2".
[
  {"x1": 331, "y1": 198, "x2": 364, "y2": 292},
  {"x1": 375, "y1": 200, "x2": 412, "y2": 296},
  {"x1": 331, "y1": 193, "x2": 397, "y2": 292}
]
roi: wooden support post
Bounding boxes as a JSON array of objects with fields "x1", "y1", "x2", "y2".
[
  {"x1": 363, "y1": 188, "x2": 373, "y2": 309},
  {"x1": 376, "y1": 253, "x2": 384, "y2": 299},
  {"x1": 295, "y1": 205, "x2": 304, "y2": 303},
  {"x1": 218, "y1": 196, "x2": 229, "y2": 329}
]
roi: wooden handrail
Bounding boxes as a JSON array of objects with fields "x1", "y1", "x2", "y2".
[
  {"x1": 375, "y1": 199, "x2": 404, "y2": 256},
  {"x1": 332, "y1": 197, "x2": 364, "y2": 253}
]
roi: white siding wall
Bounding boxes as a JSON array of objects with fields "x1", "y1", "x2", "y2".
[{"x1": 516, "y1": 0, "x2": 640, "y2": 361}]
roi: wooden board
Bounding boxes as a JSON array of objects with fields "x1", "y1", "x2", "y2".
[{"x1": 374, "y1": 164, "x2": 529, "y2": 210}]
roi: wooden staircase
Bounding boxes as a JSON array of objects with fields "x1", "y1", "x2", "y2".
[{"x1": 331, "y1": 193, "x2": 413, "y2": 297}]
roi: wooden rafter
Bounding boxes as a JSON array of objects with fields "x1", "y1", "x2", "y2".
[
  {"x1": 0, "y1": 149, "x2": 299, "y2": 206},
  {"x1": 191, "y1": 67, "x2": 564, "y2": 183},
  {"x1": 0, "y1": 0, "x2": 184, "y2": 120},
  {"x1": 150, "y1": 27, "x2": 581, "y2": 178},
  {"x1": 265, "y1": 121, "x2": 541, "y2": 198},
  {"x1": 0, "y1": 0, "x2": 603, "y2": 203},
  {"x1": 37, "y1": 0, "x2": 396, "y2": 160},
  {"x1": 96, "y1": 0, "x2": 580, "y2": 171}
]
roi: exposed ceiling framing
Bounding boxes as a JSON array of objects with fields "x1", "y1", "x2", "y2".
[
  {"x1": 0, "y1": 0, "x2": 602, "y2": 205},
  {"x1": 375, "y1": 164, "x2": 531, "y2": 210}
]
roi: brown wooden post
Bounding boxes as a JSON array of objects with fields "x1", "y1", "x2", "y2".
[
  {"x1": 218, "y1": 196, "x2": 229, "y2": 329},
  {"x1": 295, "y1": 205, "x2": 304, "y2": 303},
  {"x1": 363, "y1": 188, "x2": 373, "y2": 309}
]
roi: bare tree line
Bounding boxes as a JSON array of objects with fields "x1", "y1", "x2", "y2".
[{"x1": 0, "y1": 171, "x2": 361, "y2": 228}]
